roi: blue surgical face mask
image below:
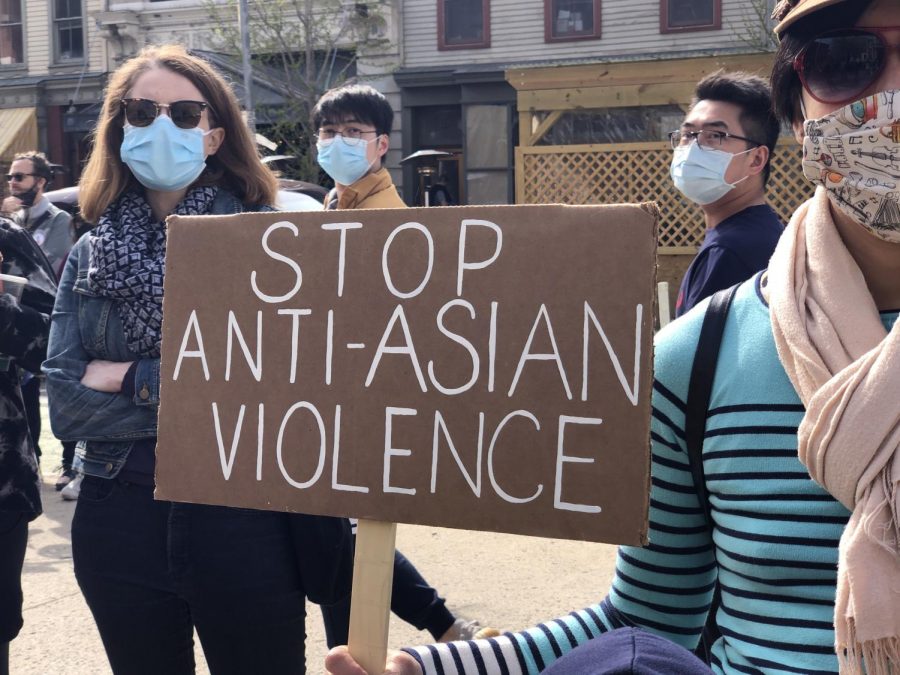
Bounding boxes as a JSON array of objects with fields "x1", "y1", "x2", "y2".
[
  {"x1": 316, "y1": 136, "x2": 379, "y2": 186},
  {"x1": 120, "y1": 115, "x2": 211, "y2": 192},
  {"x1": 670, "y1": 141, "x2": 751, "y2": 206}
]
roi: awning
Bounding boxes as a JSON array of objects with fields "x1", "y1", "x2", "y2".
[{"x1": 0, "y1": 107, "x2": 38, "y2": 166}]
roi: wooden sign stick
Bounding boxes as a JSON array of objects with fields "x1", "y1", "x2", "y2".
[{"x1": 348, "y1": 519, "x2": 397, "y2": 675}]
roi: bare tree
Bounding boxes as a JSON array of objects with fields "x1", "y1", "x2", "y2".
[
  {"x1": 204, "y1": 0, "x2": 390, "y2": 183},
  {"x1": 730, "y1": 0, "x2": 778, "y2": 53}
]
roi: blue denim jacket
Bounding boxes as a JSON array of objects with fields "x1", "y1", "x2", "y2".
[{"x1": 43, "y1": 190, "x2": 270, "y2": 479}]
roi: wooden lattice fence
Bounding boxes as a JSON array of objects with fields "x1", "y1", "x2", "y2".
[{"x1": 515, "y1": 139, "x2": 813, "y2": 251}]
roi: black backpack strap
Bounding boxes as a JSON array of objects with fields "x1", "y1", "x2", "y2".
[
  {"x1": 684, "y1": 284, "x2": 739, "y2": 522},
  {"x1": 685, "y1": 284, "x2": 738, "y2": 664}
]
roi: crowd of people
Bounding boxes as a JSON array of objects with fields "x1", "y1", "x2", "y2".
[{"x1": 1, "y1": 0, "x2": 899, "y2": 672}]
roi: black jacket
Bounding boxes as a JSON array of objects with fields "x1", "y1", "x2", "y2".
[{"x1": 0, "y1": 219, "x2": 57, "y2": 518}]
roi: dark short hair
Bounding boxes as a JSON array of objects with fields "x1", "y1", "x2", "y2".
[
  {"x1": 691, "y1": 70, "x2": 780, "y2": 185},
  {"x1": 770, "y1": 1, "x2": 872, "y2": 128},
  {"x1": 12, "y1": 151, "x2": 53, "y2": 185},
  {"x1": 312, "y1": 83, "x2": 393, "y2": 137}
]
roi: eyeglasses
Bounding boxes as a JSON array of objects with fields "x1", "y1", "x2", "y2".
[
  {"x1": 668, "y1": 129, "x2": 761, "y2": 151},
  {"x1": 121, "y1": 98, "x2": 211, "y2": 130},
  {"x1": 315, "y1": 128, "x2": 380, "y2": 147},
  {"x1": 5, "y1": 173, "x2": 37, "y2": 182},
  {"x1": 795, "y1": 27, "x2": 900, "y2": 105}
]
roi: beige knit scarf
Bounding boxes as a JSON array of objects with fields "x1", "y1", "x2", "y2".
[{"x1": 768, "y1": 187, "x2": 900, "y2": 674}]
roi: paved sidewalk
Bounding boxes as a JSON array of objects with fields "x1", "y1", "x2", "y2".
[{"x1": 12, "y1": 401, "x2": 618, "y2": 674}]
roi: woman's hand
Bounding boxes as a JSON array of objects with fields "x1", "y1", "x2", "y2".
[
  {"x1": 325, "y1": 646, "x2": 423, "y2": 675},
  {"x1": 81, "y1": 360, "x2": 133, "y2": 392}
]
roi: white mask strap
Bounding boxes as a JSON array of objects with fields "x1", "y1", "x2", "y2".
[
  {"x1": 728, "y1": 174, "x2": 751, "y2": 189},
  {"x1": 724, "y1": 145, "x2": 760, "y2": 187}
]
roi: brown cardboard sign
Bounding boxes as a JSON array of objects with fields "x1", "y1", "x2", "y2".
[{"x1": 156, "y1": 204, "x2": 656, "y2": 545}]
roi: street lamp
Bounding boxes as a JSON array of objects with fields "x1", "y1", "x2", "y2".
[{"x1": 238, "y1": 0, "x2": 254, "y2": 131}]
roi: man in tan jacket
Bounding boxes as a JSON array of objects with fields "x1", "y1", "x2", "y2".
[
  {"x1": 312, "y1": 84, "x2": 405, "y2": 210},
  {"x1": 312, "y1": 82, "x2": 497, "y2": 646}
]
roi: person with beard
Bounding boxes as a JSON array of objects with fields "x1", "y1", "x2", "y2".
[
  {"x1": 325, "y1": 0, "x2": 900, "y2": 673},
  {"x1": 2, "y1": 152, "x2": 74, "y2": 278}
]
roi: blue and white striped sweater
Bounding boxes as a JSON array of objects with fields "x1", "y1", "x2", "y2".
[{"x1": 406, "y1": 275, "x2": 897, "y2": 675}]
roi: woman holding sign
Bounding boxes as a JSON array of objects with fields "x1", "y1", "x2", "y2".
[
  {"x1": 43, "y1": 45, "x2": 339, "y2": 674},
  {"x1": 326, "y1": 0, "x2": 900, "y2": 673}
]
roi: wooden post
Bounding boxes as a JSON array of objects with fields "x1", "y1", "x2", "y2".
[
  {"x1": 528, "y1": 110, "x2": 563, "y2": 147},
  {"x1": 518, "y1": 111, "x2": 533, "y2": 146},
  {"x1": 348, "y1": 520, "x2": 397, "y2": 675},
  {"x1": 657, "y1": 281, "x2": 671, "y2": 329}
]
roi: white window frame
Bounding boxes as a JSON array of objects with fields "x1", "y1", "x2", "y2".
[
  {"x1": 0, "y1": 0, "x2": 25, "y2": 67},
  {"x1": 53, "y1": 0, "x2": 86, "y2": 64}
]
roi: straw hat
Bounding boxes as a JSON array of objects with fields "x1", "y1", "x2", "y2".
[{"x1": 772, "y1": 0, "x2": 851, "y2": 36}]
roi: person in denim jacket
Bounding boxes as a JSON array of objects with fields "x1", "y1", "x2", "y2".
[{"x1": 43, "y1": 45, "x2": 314, "y2": 675}]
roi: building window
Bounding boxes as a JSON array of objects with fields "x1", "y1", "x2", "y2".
[
  {"x1": 438, "y1": 0, "x2": 490, "y2": 50},
  {"x1": 465, "y1": 104, "x2": 511, "y2": 205},
  {"x1": 660, "y1": 0, "x2": 720, "y2": 33},
  {"x1": 54, "y1": 0, "x2": 84, "y2": 62},
  {"x1": 0, "y1": 0, "x2": 24, "y2": 66},
  {"x1": 545, "y1": 0, "x2": 601, "y2": 42},
  {"x1": 538, "y1": 105, "x2": 687, "y2": 145}
]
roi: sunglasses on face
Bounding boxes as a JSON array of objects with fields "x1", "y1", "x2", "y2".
[
  {"x1": 121, "y1": 98, "x2": 211, "y2": 130},
  {"x1": 6, "y1": 173, "x2": 37, "y2": 182},
  {"x1": 795, "y1": 26, "x2": 900, "y2": 105}
]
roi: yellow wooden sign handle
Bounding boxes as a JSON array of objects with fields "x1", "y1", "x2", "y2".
[{"x1": 348, "y1": 520, "x2": 397, "y2": 675}]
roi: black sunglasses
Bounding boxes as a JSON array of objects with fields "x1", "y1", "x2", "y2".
[
  {"x1": 5, "y1": 172, "x2": 37, "y2": 182},
  {"x1": 795, "y1": 27, "x2": 900, "y2": 105},
  {"x1": 121, "y1": 98, "x2": 211, "y2": 130}
]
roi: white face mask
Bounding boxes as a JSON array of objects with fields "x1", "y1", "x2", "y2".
[
  {"x1": 670, "y1": 141, "x2": 752, "y2": 206},
  {"x1": 802, "y1": 90, "x2": 900, "y2": 243}
]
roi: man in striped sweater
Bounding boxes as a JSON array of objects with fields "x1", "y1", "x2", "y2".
[
  {"x1": 325, "y1": 0, "x2": 900, "y2": 672},
  {"x1": 333, "y1": 273, "x2": 856, "y2": 675}
]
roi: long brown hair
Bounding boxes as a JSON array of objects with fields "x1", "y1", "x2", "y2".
[{"x1": 80, "y1": 44, "x2": 277, "y2": 223}]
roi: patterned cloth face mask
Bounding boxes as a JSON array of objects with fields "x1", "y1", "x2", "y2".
[
  {"x1": 802, "y1": 90, "x2": 900, "y2": 243},
  {"x1": 120, "y1": 115, "x2": 212, "y2": 192}
]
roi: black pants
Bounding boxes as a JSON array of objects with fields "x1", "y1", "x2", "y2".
[
  {"x1": 321, "y1": 549, "x2": 455, "y2": 647},
  {"x1": 20, "y1": 377, "x2": 40, "y2": 460},
  {"x1": 72, "y1": 477, "x2": 307, "y2": 675},
  {"x1": 60, "y1": 441, "x2": 76, "y2": 470},
  {"x1": 0, "y1": 512, "x2": 27, "y2": 643}
]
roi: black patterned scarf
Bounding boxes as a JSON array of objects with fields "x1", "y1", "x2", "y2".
[{"x1": 88, "y1": 186, "x2": 218, "y2": 357}]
